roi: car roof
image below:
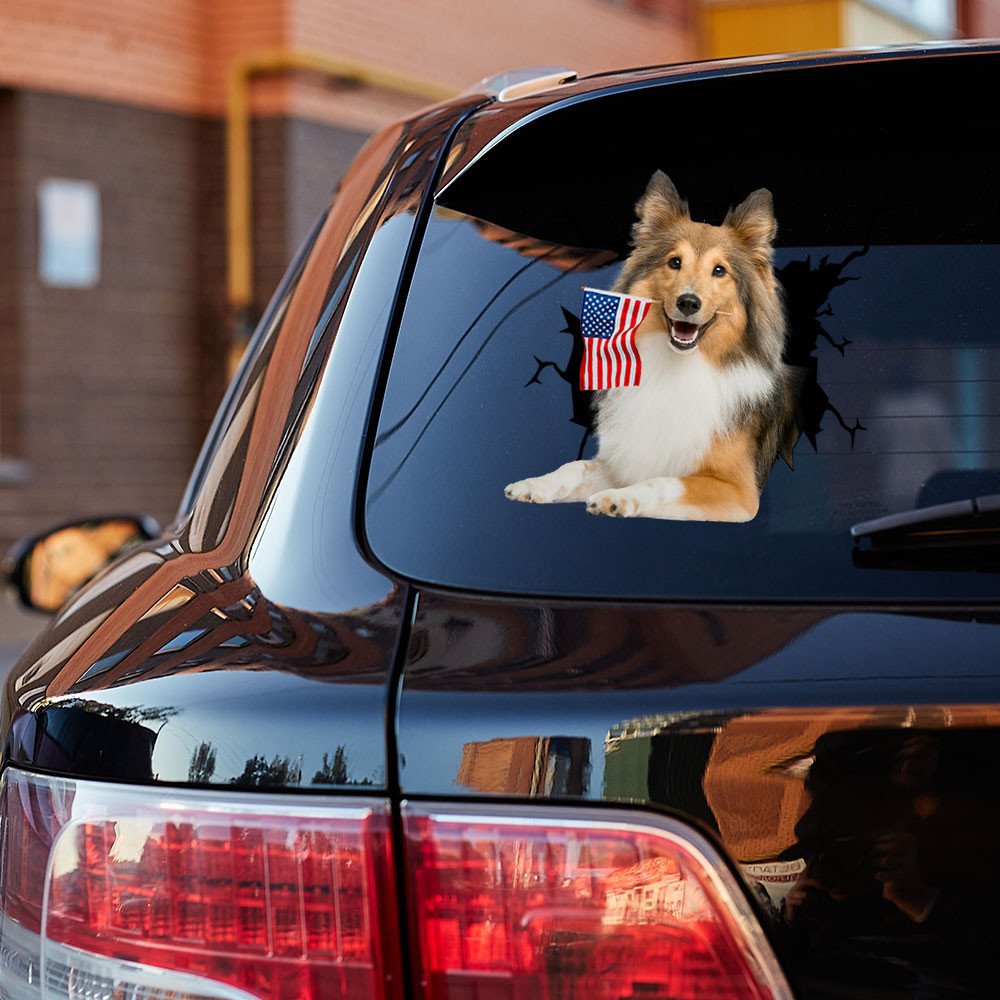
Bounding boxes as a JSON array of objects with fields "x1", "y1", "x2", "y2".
[{"x1": 438, "y1": 38, "x2": 1000, "y2": 195}]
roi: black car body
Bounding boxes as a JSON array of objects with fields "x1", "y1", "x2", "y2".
[{"x1": 2, "y1": 42, "x2": 999, "y2": 1000}]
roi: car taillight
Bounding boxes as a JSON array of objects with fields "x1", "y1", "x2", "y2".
[
  {"x1": 403, "y1": 803, "x2": 790, "y2": 1000},
  {"x1": 0, "y1": 768, "x2": 789, "y2": 1000},
  {"x1": 0, "y1": 767, "x2": 401, "y2": 1000}
]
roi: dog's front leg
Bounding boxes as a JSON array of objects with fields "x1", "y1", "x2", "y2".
[
  {"x1": 505, "y1": 459, "x2": 612, "y2": 504},
  {"x1": 587, "y1": 475, "x2": 758, "y2": 521}
]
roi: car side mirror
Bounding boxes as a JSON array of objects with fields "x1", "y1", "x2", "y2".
[{"x1": 4, "y1": 515, "x2": 161, "y2": 613}]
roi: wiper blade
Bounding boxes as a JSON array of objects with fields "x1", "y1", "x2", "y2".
[
  {"x1": 851, "y1": 493, "x2": 1000, "y2": 543},
  {"x1": 851, "y1": 494, "x2": 1000, "y2": 572}
]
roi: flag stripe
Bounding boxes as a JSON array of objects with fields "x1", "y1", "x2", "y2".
[
  {"x1": 622, "y1": 299, "x2": 637, "y2": 384},
  {"x1": 614, "y1": 298, "x2": 628, "y2": 387}
]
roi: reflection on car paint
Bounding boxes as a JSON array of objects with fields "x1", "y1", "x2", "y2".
[
  {"x1": 456, "y1": 735, "x2": 592, "y2": 797},
  {"x1": 400, "y1": 590, "x2": 1000, "y2": 996},
  {"x1": 8, "y1": 576, "x2": 401, "y2": 788}
]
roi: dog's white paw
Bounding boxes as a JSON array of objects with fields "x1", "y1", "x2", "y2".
[
  {"x1": 586, "y1": 489, "x2": 642, "y2": 518},
  {"x1": 504, "y1": 479, "x2": 532, "y2": 502},
  {"x1": 505, "y1": 478, "x2": 562, "y2": 503}
]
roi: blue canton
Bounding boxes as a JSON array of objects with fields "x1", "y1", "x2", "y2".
[{"x1": 581, "y1": 289, "x2": 619, "y2": 339}]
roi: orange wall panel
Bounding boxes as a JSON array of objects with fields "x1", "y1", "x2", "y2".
[{"x1": 703, "y1": 0, "x2": 841, "y2": 58}]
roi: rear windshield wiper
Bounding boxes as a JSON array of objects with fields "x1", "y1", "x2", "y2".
[{"x1": 851, "y1": 494, "x2": 1000, "y2": 571}]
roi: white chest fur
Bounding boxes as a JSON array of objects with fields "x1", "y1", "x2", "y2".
[{"x1": 595, "y1": 330, "x2": 775, "y2": 487}]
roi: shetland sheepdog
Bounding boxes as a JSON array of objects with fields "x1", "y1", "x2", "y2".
[{"x1": 505, "y1": 171, "x2": 796, "y2": 521}]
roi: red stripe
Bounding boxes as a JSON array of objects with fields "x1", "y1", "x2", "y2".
[
  {"x1": 624, "y1": 329, "x2": 637, "y2": 386},
  {"x1": 621, "y1": 302, "x2": 638, "y2": 383},
  {"x1": 612, "y1": 297, "x2": 631, "y2": 387},
  {"x1": 634, "y1": 301, "x2": 647, "y2": 384},
  {"x1": 628, "y1": 300, "x2": 649, "y2": 386},
  {"x1": 621, "y1": 299, "x2": 638, "y2": 384},
  {"x1": 616, "y1": 299, "x2": 635, "y2": 386}
]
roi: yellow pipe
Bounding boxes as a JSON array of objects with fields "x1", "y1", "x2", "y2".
[
  {"x1": 226, "y1": 60, "x2": 252, "y2": 318},
  {"x1": 225, "y1": 50, "x2": 456, "y2": 356}
]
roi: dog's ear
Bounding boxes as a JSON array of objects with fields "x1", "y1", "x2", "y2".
[
  {"x1": 726, "y1": 189, "x2": 777, "y2": 262},
  {"x1": 635, "y1": 171, "x2": 688, "y2": 235}
]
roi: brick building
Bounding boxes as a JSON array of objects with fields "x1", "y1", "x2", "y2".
[
  {"x1": 0, "y1": 0, "x2": 991, "y2": 547},
  {"x1": 0, "y1": 0, "x2": 696, "y2": 545}
]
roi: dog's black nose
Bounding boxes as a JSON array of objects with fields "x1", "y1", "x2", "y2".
[{"x1": 676, "y1": 294, "x2": 701, "y2": 316}]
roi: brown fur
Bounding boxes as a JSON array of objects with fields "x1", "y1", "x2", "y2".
[{"x1": 688, "y1": 430, "x2": 761, "y2": 520}]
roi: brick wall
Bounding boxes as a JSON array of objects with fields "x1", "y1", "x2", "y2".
[
  {"x1": 0, "y1": 94, "x2": 22, "y2": 465},
  {"x1": 274, "y1": 0, "x2": 696, "y2": 130},
  {"x1": 959, "y1": 0, "x2": 1000, "y2": 37},
  {"x1": 0, "y1": 92, "x2": 206, "y2": 538},
  {"x1": 252, "y1": 116, "x2": 369, "y2": 311},
  {"x1": 0, "y1": 87, "x2": 373, "y2": 546},
  {"x1": 0, "y1": 0, "x2": 207, "y2": 113},
  {"x1": 193, "y1": 118, "x2": 230, "y2": 431},
  {"x1": 292, "y1": 0, "x2": 692, "y2": 84},
  {"x1": 0, "y1": 1, "x2": 696, "y2": 131}
]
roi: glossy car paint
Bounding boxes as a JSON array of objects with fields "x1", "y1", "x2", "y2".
[
  {"x1": 3, "y1": 94, "x2": 487, "y2": 789},
  {"x1": 2, "y1": 44, "x2": 998, "y2": 1000}
]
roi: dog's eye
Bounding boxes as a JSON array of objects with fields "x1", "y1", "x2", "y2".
[
  {"x1": 712, "y1": 264, "x2": 727, "y2": 277},
  {"x1": 668, "y1": 256, "x2": 682, "y2": 270}
]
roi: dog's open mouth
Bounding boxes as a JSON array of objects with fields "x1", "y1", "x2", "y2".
[{"x1": 667, "y1": 316, "x2": 713, "y2": 351}]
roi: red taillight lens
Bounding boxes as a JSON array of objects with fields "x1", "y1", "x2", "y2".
[
  {"x1": 0, "y1": 768, "x2": 401, "y2": 1000},
  {"x1": 403, "y1": 804, "x2": 789, "y2": 1000},
  {"x1": 0, "y1": 769, "x2": 788, "y2": 1000}
]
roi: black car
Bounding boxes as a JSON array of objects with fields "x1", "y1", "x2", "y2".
[{"x1": 2, "y1": 43, "x2": 999, "y2": 1000}]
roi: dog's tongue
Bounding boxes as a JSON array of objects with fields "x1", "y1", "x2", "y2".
[{"x1": 672, "y1": 321, "x2": 699, "y2": 342}]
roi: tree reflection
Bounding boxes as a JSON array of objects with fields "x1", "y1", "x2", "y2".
[
  {"x1": 230, "y1": 754, "x2": 302, "y2": 788},
  {"x1": 224, "y1": 747, "x2": 380, "y2": 788},
  {"x1": 188, "y1": 741, "x2": 217, "y2": 783},
  {"x1": 311, "y1": 746, "x2": 375, "y2": 787},
  {"x1": 311, "y1": 748, "x2": 348, "y2": 785},
  {"x1": 54, "y1": 698, "x2": 178, "y2": 729}
]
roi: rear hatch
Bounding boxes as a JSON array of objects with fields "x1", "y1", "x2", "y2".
[{"x1": 363, "y1": 49, "x2": 1000, "y2": 998}]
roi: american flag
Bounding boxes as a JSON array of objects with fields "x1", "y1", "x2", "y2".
[{"x1": 579, "y1": 287, "x2": 652, "y2": 390}]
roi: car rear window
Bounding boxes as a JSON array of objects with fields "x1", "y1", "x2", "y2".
[{"x1": 364, "y1": 52, "x2": 1000, "y2": 601}]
